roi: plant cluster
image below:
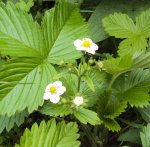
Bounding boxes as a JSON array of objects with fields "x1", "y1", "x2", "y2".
[{"x1": 0, "y1": 0, "x2": 150, "y2": 146}]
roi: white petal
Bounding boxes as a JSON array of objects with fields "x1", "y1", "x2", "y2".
[
  {"x1": 57, "y1": 86, "x2": 66, "y2": 95},
  {"x1": 74, "y1": 39, "x2": 82, "y2": 47},
  {"x1": 91, "y1": 43, "x2": 98, "y2": 50},
  {"x1": 53, "y1": 81, "x2": 62, "y2": 87},
  {"x1": 85, "y1": 48, "x2": 96, "y2": 54},
  {"x1": 76, "y1": 46, "x2": 86, "y2": 51},
  {"x1": 43, "y1": 92, "x2": 51, "y2": 100},
  {"x1": 49, "y1": 95, "x2": 60, "y2": 104},
  {"x1": 45, "y1": 84, "x2": 53, "y2": 92}
]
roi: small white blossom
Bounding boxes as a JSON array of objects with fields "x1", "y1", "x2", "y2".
[
  {"x1": 74, "y1": 38, "x2": 98, "y2": 54},
  {"x1": 73, "y1": 96, "x2": 84, "y2": 106},
  {"x1": 43, "y1": 81, "x2": 66, "y2": 104}
]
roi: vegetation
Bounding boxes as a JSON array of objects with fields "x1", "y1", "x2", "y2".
[{"x1": 0, "y1": 0, "x2": 150, "y2": 146}]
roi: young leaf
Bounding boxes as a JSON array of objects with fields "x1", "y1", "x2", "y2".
[
  {"x1": 16, "y1": 119, "x2": 80, "y2": 147},
  {"x1": 73, "y1": 108, "x2": 101, "y2": 125}
]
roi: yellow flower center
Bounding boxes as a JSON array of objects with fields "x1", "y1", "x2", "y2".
[
  {"x1": 49, "y1": 86, "x2": 57, "y2": 94},
  {"x1": 82, "y1": 40, "x2": 91, "y2": 48}
]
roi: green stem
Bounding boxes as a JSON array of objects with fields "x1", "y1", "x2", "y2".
[
  {"x1": 77, "y1": 70, "x2": 87, "y2": 92},
  {"x1": 108, "y1": 73, "x2": 121, "y2": 90},
  {"x1": 108, "y1": 70, "x2": 130, "y2": 90},
  {"x1": 77, "y1": 75, "x2": 81, "y2": 92}
]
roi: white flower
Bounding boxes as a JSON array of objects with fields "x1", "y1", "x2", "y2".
[
  {"x1": 43, "y1": 81, "x2": 66, "y2": 104},
  {"x1": 73, "y1": 96, "x2": 84, "y2": 106},
  {"x1": 74, "y1": 38, "x2": 98, "y2": 54}
]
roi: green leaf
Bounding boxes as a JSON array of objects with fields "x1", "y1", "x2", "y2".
[
  {"x1": 118, "y1": 128, "x2": 141, "y2": 144},
  {"x1": 0, "y1": 0, "x2": 88, "y2": 116},
  {"x1": 102, "y1": 118, "x2": 121, "y2": 132},
  {"x1": 16, "y1": 119, "x2": 80, "y2": 147},
  {"x1": 113, "y1": 69, "x2": 150, "y2": 107},
  {"x1": 0, "y1": 59, "x2": 57, "y2": 116},
  {"x1": 140, "y1": 123, "x2": 150, "y2": 147},
  {"x1": 102, "y1": 10, "x2": 150, "y2": 56},
  {"x1": 139, "y1": 106, "x2": 150, "y2": 123},
  {"x1": 132, "y1": 51, "x2": 150, "y2": 69},
  {"x1": 42, "y1": 0, "x2": 88, "y2": 64},
  {"x1": 80, "y1": 69, "x2": 107, "y2": 107},
  {"x1": 40, "y1": 102, "x2": 71, "y2": 117},
  {"x1": 60, "y1": 68, "x2": 106, "y2": 107},
  {"x1": 73, "y1": 108, "x2": 101, "y2": 125},
  {"x1": 98, "y1": 91, "x2": 127, "y2": 119},
  {"x1": 88, "y1": 0, "x2": 150, "y2": 42},
  {"x1": 118, "y1": 36, "x2": 148, "y2": 56},
  {"x1": 97, "y1": 91, "x2": 126, "y2": 131},
  {"x1": 0, "y1": 2, "x2": 44, "y2": 57},
  {"x1": 136, "y1": 9, "x2": 150, "y2": 38},
  {"x1": 0, "y1": 109, "x2": 28, "y2": 133},
  {"x1": 83, "y1": 74, "x2": 95, "y2": 92},
  {"x1": 103, "y1": 54, "x2": 132, "y2": 75},
  {"x1": 103, "y1": 13, "x2": 136, "y2": 39},
  {"x1": 15, "y1": 0, "x2": 34, "y2": 12}
]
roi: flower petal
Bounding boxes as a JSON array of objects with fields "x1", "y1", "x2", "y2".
[
  {"x1": 49, "y1": 95, "x2": 60, "y2": 104},
  {"x1": 74, "y1": 39, "x2": 82, "y2": 47},
  {"x1": 45, "y1": 84, "x2": 53, "y2": 92},
  {"x1": 53, "y1": 81, "x2": 62, "y2": 87},
  {"x1": 91, "y1": 43, "x2": 98, "y2": 50},
  {"x1": 85, "y1": 48, "x2": 96, "y2": 54},
  {"x1": 43, "y1": 92, "x2": 51, "y2": 100},
  {"x1": 57, "y1": 86, "x2": 66, "y2": 95}
]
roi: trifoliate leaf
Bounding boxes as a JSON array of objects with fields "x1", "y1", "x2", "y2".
[
  {"x1": 103, "y1": 10, "x2": 150, "y2": 56},
  {"x1": 0, "y1": 0, "x2": 88, "y2": 116},
  {"x1": 16, "y1": 119, "x2": 80, "y2": 147},
  {"x1": 88, "y1": 0, "x2": 150, "y2": 42}
]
